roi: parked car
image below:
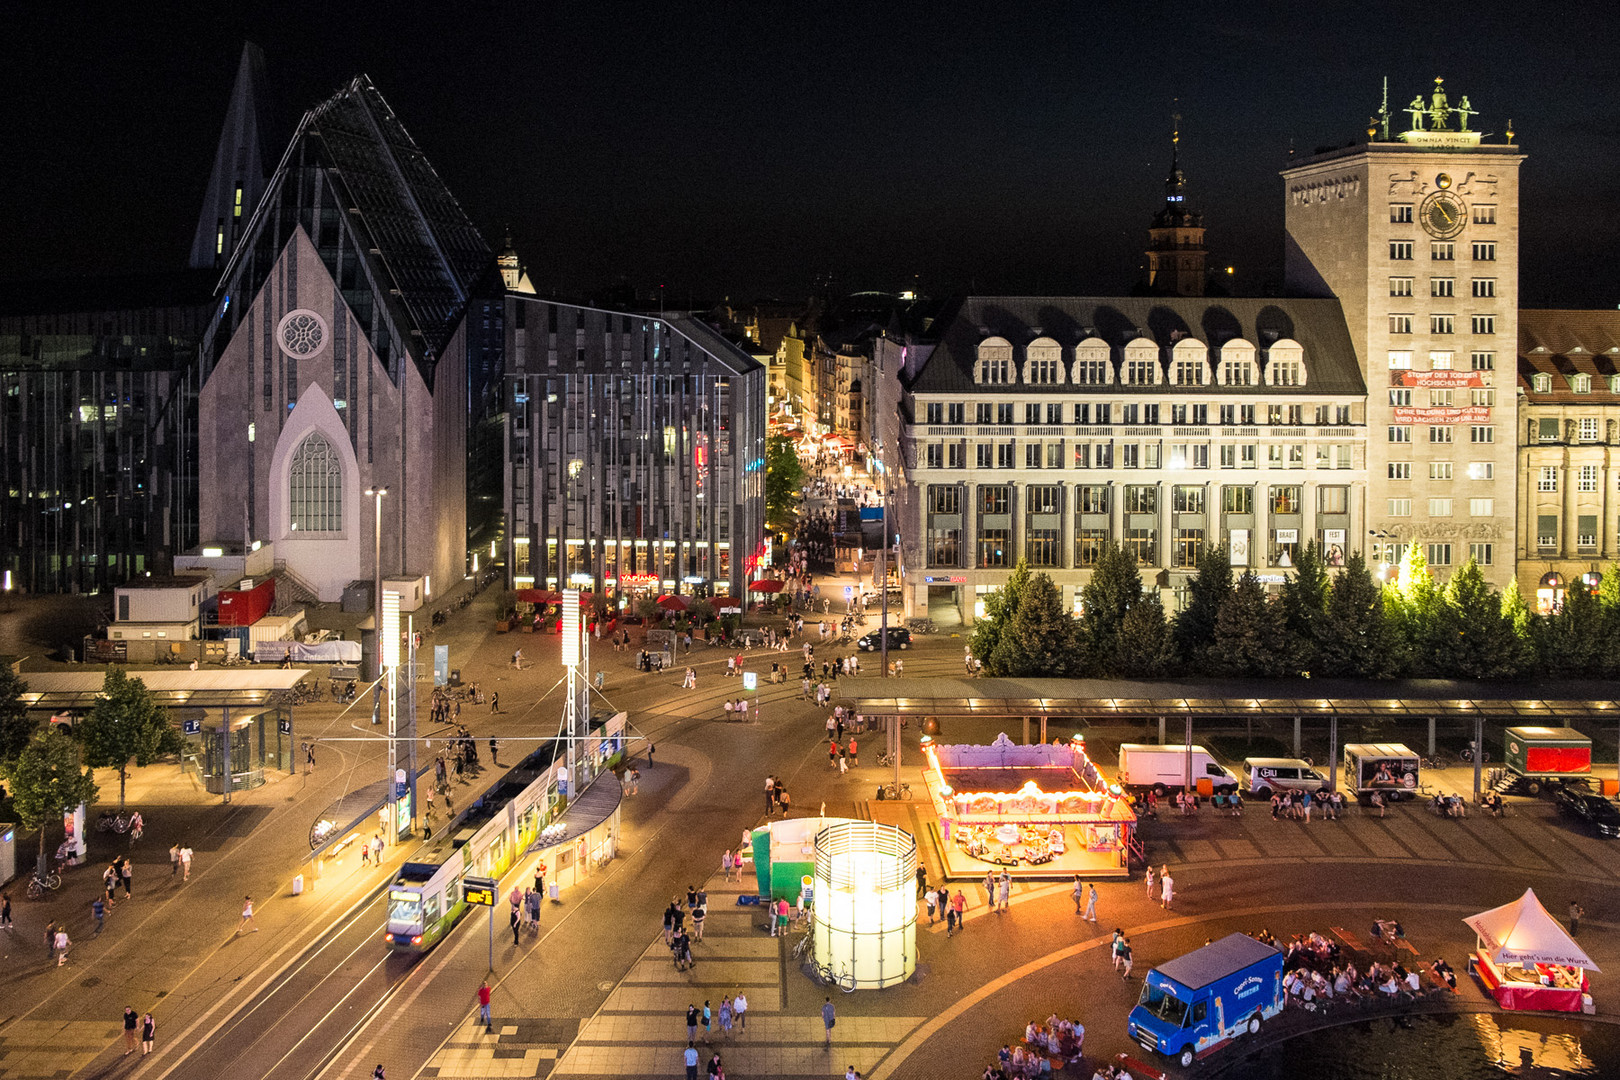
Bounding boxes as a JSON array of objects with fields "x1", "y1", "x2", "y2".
[
  {"x1": 1553, "y1": 786, "x2": 1620, "y2": 838},
  {"x1": 856, "y1": 627, "x2": 911, "y2": 651}
]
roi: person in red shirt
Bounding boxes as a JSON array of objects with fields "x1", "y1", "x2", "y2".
[
  {"x1": 477, "y1": 980, "x2": 492, "y2": 1027},
  {"x1": 829, "y1": 739, "x2": 839, "y2": 768}
]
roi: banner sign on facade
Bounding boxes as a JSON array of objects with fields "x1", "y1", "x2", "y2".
[
  {"x1": 1390, "y1": 370, "x2": 1484, "y2": 389},
  {"x1": 1392, "y1": 406, "x2": 1491, "y2": 424},
  {"x1": 1323, "y1": 529, "x2": 1347, "y2": 567},
  {"x1": 1229, "y1": 529, "x2": 1250, "y2": 566}
]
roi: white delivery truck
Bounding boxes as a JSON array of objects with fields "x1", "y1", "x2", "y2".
[
  {"x1": 1342, "y1": 743, "x2": 1421, "y2": 802},
  {"x1": 1117, "y1": 743, "x2": 1238, "y2": 795}
]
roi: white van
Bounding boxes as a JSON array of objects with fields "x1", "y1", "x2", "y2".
[
  {"x1": 1242, "y1": 758, "x2": 1328, "y2": 799},
  {"x1": 1117, "y1": 744, "x2": 1239, "y2": 794}
]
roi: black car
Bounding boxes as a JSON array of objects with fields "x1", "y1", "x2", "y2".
[
  {"x1": 856, "y1": 627, "x2": 911, "y2": 652},
  {"x1": 1553, "y1": 786, "x2": 1620, "y2": 838}
]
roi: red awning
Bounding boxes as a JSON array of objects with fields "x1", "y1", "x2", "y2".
[
  {"x1": 748, "y1": 580, "x2": 785, "y2": 593},
  {"x1": 656, "y1": 594, "x2": 689, "y2": 611},
  {"x1": 517, "y1": 589, "x2": 558, "y2": 604},
  {"x1": 715, "y1": 599, "x2": 742, "y2": 612}
]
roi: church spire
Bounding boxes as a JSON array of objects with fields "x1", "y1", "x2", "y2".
[{"x1": 1143, "y1": 108, "x2": 1208, "y2": 297}]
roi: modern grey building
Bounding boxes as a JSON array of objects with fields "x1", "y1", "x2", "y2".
[{"x1": 502, "y1": 298, "x2": 767, "y2": 600}]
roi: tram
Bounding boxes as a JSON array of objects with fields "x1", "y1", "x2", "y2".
[{"x1": 384, "y1": 714, "x2": 626, "y2": 952}]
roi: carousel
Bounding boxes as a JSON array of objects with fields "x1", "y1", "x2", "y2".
[{"x1": 919, "y1": 732, "x2": 1136, "y2": 880}]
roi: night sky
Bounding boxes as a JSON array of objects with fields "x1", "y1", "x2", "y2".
[{"x1": 3, "y1": 2, "x2": 1616, "y2": 308}]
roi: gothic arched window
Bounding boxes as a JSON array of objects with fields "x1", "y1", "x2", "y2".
[{"x1": 289, "y1": 432, "x2": 342, "y2": 532}]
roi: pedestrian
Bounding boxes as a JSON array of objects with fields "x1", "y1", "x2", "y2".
[
  {"x1": 489, "y1": 738, "x2": 499, "y2": 766},
  {"x1": 510, "y1": 904, "x2": 520, "y2": 945},
  {"x1": 304, "y1": 741, "x2": 316, "y2": 773},
  {"x1": 686, "y1": 1004, "x2": 700, "y2": 1043},
  {"x1": 123, "y1": 1007, "x2": 139, "y2": 1054},
  {"x1": 1570, "y1": 900, "x2": 1585, "y2": 937},
  {"x1": 170, "y1": 844, "x2": 180, "y2": 879},
  {"x1": 848, "y1": 736, "x2": 857, "y2": 766},
  {"x1": 951, "y1": 889, "x2": 966, "y2": 929},
  {"x1": 54, "y1": 926, "x2": 71, "y2": 965},
  {"x1": 130, "y1": 811, "x2": 144, "y2": 841},
  {"x1": 693, "y1": 902, "x2": 706, "y2": 941},
  {"x1": 181, "y1": 845, "x2": 193, "y2": 881},
  {"x1": 44, "y1": 920, "x2": 56, "y2": 957},
  {"x1": 925, "y1": 886, "x2": 939, "y2": 924},
  {"x1": 1119, "y1": 937, "x2": 1135, "y2": 979},
  {"x1": 1161, "y1": 871, "x2": 1175, "y2": 911},
  {"x1": 491, "y1": 692, "x2": 499, "y2": 714},
  {"x1": 1111, "y1": 928, "x2": 1125, "y2": 970},
  {"x1": 719, "y1": 996, "x2": 733, "y2": 1038},
  {"x1": 1144, "y1": 865, "x2": 1155, "y2": 900},
  {"x1": 685, "y1": 1043, "x2": 700, "y2": 1080},
  {"x1": 916, "y1": 864, "x2": 928, "y2": 899},
  {"x1": 362, "y1": 839, "x2": 371, "y2": 868},
  {"x1": 997, "y1": 871, "x2": 1011, "y2": 913},
  {"x1": 238, "y1": 896, "x2": 258, "y2": 933},
  {"x1": 122, "y1": 858, "x2": 133, "y2": 898},
  {"x1": 373, "y1": 834, "x2": 385, "y2": 865},
  {"x1": 647, "y1": 742, "x2": 655, "y2": 768},
  {"x1": 776, "y1": 897, "x2": 791, "y2": 938},
  {"x1": 1084, "y1": 883, "x2": 1098, "y2": 923},
  {"x1": 733, "y1": 990, "x2": 747, "y2": 1031},
  {"x1": 140, "y1": 1012, "x2": 155, "y2": 1055},
  {"x1": 372, "y1": 1066, "x2": 385, "y2": 1080},
  {"x1": 838, "y1": 744, "x2": 848, "y2": 775},
  {"x1": 702, "y1": 1000, "x2": 713, "y2": 1039},
  {"x1": 1, "y1": 890, "x2": 11, "y2": 931},
  {"x1": 777, "y1": 788, "x2": 791, "y2": 816},
  {"x1": 92, "y1": 897, "x2": 106, "y2": 936},
  {"x1": 722, "y1": 849, "x2": 735, "y2": 882},
  {"x1": 664, "y1": 902, "x2": 677, "y2": 946},
  {"x1": 103, "y1": 863, "x2": 118, "y2": 910},
  {"x1": 1071, "y1": 875, "x2": 1084, "y2": 914},
  {"x1": 478, "y1": 980, "x2": 492, "y2": 1026},
  {"x1": 822, "y1": 997, "x2": 836, "y2": 1046}
]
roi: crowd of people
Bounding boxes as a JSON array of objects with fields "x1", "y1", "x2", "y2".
[
  {"x1": 1260, "y1": 926, "x2": 1458, "y2": 1013},
  {"x1": 978, "y1": 1013, "x2": 1085, "y2": 1080}
]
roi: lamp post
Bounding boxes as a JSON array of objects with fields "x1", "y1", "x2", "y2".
[{"x1": 367, "y1": 487, "x2": 390, "y2": 681}]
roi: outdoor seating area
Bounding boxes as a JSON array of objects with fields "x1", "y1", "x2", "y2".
[{"x1": 977, "y1": 1013, "x2": 1085, "y2": 1079}]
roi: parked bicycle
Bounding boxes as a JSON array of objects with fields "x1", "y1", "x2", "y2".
[
  {"x1": 26, "y1": 863, "x2": 63, "y2": 900},
  {"x1": 98, "y1": 809, "x2": 134, "y2": 834},
  {"x1": 1458, "y1": 741, "x2": 1491, "y2": 763},
  {"x1": 878, "y1": 780, "x2": 913, "y2": 801},
  {"x1": 814, "y1": 960, "x2": 857, "y2": 992},
  {"x1": 874, "y1": 751, "x2": 895, "y2": 768}
]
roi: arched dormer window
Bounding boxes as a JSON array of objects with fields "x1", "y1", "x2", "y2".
[
  {"x1": 1023, "y1": 337, "x2": 1063, "y2": 385},
  {"x1": 1122, "y1": 337, "x2": 1160, "y2": 386},
  {"x1": 976, "y1": 337, "x2": 1013, "y2": 384},
  {"x1": 1072, "y1": 338, "x2": 1112, "y2": 385},
  {"x1": 289, "y1": 432, "x2": 342, "y2": 533},
  {"x1": 1221, "y1": 339, "x2": 1257, "y2": 386},
  {"x1": 1267, "y1": 339, "x2": 1306, "y2": 386},
  {"x1": 1171, "y1": 338, "x2": 1208, "y2": 386}
]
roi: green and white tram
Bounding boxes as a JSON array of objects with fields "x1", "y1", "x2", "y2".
[{"x1": 385, "y1": 716, "x2": 625, "y2": 952}]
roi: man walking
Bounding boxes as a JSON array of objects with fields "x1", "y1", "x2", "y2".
[
  {"x1": 821, "y1": 997, "x2": 836, "y2": 1046},
  {"x1": 686, "y1": 1004, "x2": 700, "y2": 1044},
  {"x1": 684, "y1": 1043, "x2": 700, "y2": 1080},
  {"x1": 181, "y1": 845, "x2": 193, "y2": 881},
  {"x1": 170, "y1": 844, "x2": 180, "y2": 879},
  {"x1": 1072, "y1": 875, "x2": 1084, "y2": 915},
  {"x1": 733, "y1": 991, "x2": 747, "y2": 1031},
  {"x1": 1569, "y1": 900, "x2": 1585, "y2": 937},
  {"x1": 1119, "y1": 937, "x2": 1135, "y2": 979},
  {"x1": 951, "y1": 889, "x2": 966, "y2": 930},
  {"x1": 478, "y1": 980, "x2": 492, "y2": 1027},
  {"x1": 92, "y1": 896, "x2": 106, "y2": 936},
  {"x1": 996, "y1": 870, "x2": 1011, "y2": 913},
  {"x1": 1084, "y1": 883, "x2": 1098, "y2": 923},
  {"x1": 1160, "y1": 871, "x2": 1175, "y2": 911}
]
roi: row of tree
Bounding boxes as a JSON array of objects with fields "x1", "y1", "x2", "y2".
[
  {"x1": 0, "y1": 667, "x2": 181, "y2": 865},
  {"x1": 970, "y1": 542, "x2": 1599, "y2": 682}
]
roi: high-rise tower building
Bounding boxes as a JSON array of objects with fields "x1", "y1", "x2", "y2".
[
  {"x1": 1282, "y1": 78, "x2": 1523, "y2": 587},
  {"x1": 1144, "y1": 122, "x2": 1208, "y2": 297}
]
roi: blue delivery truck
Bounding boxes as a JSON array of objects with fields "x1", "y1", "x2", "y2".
[{"x1": 1127, "y1": 933, "x2": 1284, "y2": 1068}]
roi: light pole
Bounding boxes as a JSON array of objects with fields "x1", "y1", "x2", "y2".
[{"x1": 367, "y1": 487, "x2": 390, "y2": 682}]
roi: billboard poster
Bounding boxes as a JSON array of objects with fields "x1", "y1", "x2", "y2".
[
  {"x1": 1391, "y1": 405, "x2": 1491, "y2": 425},
  {"x1": 1229, "y1": 529, "x2": 1250, "y2": 566},
  {"x1": 1358, "y1": 755, "x2": 1420, "y2": 792},
  {"x1": 1390, "y1": 370, "x2": 1484, "y2": 389},
  {"x1": 1323, "y1": 529, "x2": 1346, "y2": 567}
]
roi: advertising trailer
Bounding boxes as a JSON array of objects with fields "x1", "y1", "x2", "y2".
[{"x1": 1342, "y1": 743, "x2": 1421, "y2": 802}]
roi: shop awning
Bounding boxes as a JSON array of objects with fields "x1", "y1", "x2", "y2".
[
  {"x1": 517, "y1": 589, "x2": 558, "y2": 604},
  {"x1": 748, "y1": 580, "x2": 785, "y2": 593},
  {"x1": 656, "y1": 594, "x2": 689, "y2": 612}
]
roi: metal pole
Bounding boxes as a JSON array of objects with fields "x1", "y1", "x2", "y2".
[
  {"x1": 407, "y1": 615, "x2": 417, "y2": 836},
  {"x1": 1328, "y1": 713, "x2": 1339, "y2": 793},
  {"x1": 879, "y1": 482, "x2": 888, "y2": 680},
  {"x1": 221, "y1": 705, "x2": 231, "y2": 805},
  {"x1": 1184, "y1": 714, "x2": 1193, "y2": 793},
  {"x1": 488, "y1": 903, "x2": 494, "y2": 973},
  {"x1": 1293, "y1": 716, "x2": 1301, "y2": 759},
  {"x1": 1473, "y1": 714, "x2": 1483, "y2": 804}
]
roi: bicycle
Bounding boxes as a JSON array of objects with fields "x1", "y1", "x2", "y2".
[
  {"x1": 1458, "y1": 742, "x2": 1490, "y2": 764},
  {"x1": 792, "y1": 927, "x2": 813, "y2": 960},
  {"x1": 874, "y1": 751, "x2": 895, "y2": 768},
  {"x1": 98, "y1": 810, "x2": 133, "y2": 834},
  {"x1": 26, "y1": 865, "x2": 63, "y2": 900},
  {"x1": 1419, "y1": 755, "x2": 1445, "y2": 771},
  {"x1": 814, "y1": 961, "x2": 857, "y2": 993},
  {"x1": 879, "y1": 780, "x2": 912, "y2": 801}
]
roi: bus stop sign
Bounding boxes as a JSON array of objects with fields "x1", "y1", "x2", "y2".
[{"x1": 463, "y1": 876, "x2": 498, "y2": 906}]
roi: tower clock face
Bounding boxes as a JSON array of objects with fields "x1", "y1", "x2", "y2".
[{"x1": 1419, "y1": 190, "x2": 1467, "y2": 239}]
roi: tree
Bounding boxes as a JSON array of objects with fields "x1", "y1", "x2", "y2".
[
  {"x1": 9, "y1": 728, "x2": 98, "y2": 868},
  {"x1": 1317, "y1": 553, "x2": 1401, "y2": 679},
  {"x1": 1534, "y1": 579, "x2": 1604, "y2": 679},
  {"x1": 76, "y1": 668, "x2": 182, "y2": 811},
  {"x1": 1078, "y1": 542, "x2": 1143, "y2": 675},
  {"x1": 1115, "y1": 591, "x2": 1174, "y2": 678},
  {"x1": 992, "y1": 572, "x2": 1078, "y2": 676},
  {"x1": 970, "y1": 559, "x2": 1031, "y2": 675},
  {"x1": 1171, "y1": 543, "x2": 1231, "y2": 673},
  {"x1": 1208, "y1": 571, "x2": 1292, "y2": 677},
  {"x1": 1386, "y1": 543, "x2": 1443, "y2": 676},
  {"x1": 764, "y1": 435, "x2": 805, "y2": 533},
  {"x1": 1278, "y1": 543, "x2": 1330, "y2": 674},
  {"x1": 0, "y1": 667, "x2": 35, "y2": 768},
  {"x1": 1442, "y1": 558, "x2": 1520, "y2": 679}
]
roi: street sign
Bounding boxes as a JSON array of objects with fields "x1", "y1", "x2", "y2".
[
  {"x1": 278, "y1": 718, "x2": 292, "y2": 735},
  {"x1": 463, "y1": 876, "x2": 498, "y2": 906},
  {"x1": 742, "y1": 672, "x2": 757, "y2": 690},
  {"x1": 182, "y1": 718, "x2": 201, "y2": 736},
  {"x1": 844, "y1": 585, "x2": 853, "y2": 599},
  {"x1": 434, "y1": 645, "x2": 449, "y2": 687}
]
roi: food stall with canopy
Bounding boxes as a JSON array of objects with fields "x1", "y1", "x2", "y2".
[{"x1": 1466, "y1": 888, "x2": 1597, "y2": 1013}]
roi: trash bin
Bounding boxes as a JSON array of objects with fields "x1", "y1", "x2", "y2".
[
  {"x1": 450, "y1": 669, "x2": 462, "y2": 687},
  {"x1": 292, "y1": 874, "x2": 305, "y2": 896}
]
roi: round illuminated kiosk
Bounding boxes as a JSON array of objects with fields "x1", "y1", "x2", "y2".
[{"x1": 812, "y1": 820, "x2": 916, "y2": 989}]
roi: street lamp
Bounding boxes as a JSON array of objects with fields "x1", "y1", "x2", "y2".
[{"x1": 367, "y1": 486, "x2": 390, "y2": 681}]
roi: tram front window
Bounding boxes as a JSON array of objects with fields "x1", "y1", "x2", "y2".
[{"x1": 389, "y1": 890, "x2": 423, "y2": 926}]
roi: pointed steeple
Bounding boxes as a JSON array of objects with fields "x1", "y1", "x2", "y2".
[
  {"x1": 1144, "y1": 110, "x2": 1208, "y2": 297},
  {"x1": 189, "y1": 43, "x2": 273, "y2": 269}
]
